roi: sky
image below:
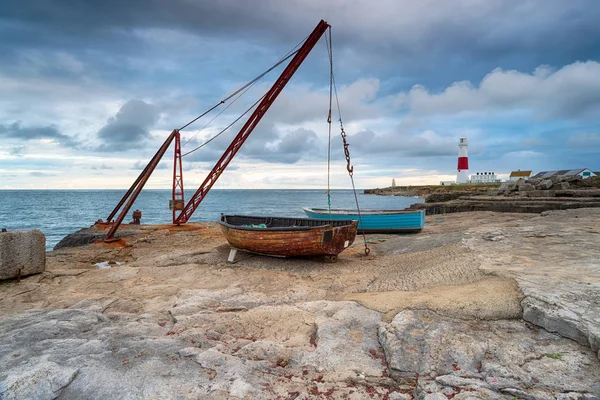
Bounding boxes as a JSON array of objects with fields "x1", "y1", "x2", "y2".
[{"x1": 1, "y1": 0, "x2": 600, "y2": 190}]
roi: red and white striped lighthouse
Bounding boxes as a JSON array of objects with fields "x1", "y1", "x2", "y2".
[{"x1": 456, "y1": 136, "x2": 469, "y2": 184}]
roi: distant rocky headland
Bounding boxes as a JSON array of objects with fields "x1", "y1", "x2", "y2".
[{"x1": 366, "y1": 176, "x2": 600, "y2": 214}]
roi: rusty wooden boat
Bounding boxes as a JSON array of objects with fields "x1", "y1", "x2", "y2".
[{"x1": 219, "y1": 214, "x2": 358, "y2": 261}]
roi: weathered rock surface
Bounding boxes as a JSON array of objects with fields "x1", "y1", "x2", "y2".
[
  {"x1": 2, "y1": 210, "x2": 600, "y2": 398},
  {"x1": 380, "y1": 310, "x2": 600, "y2": 399},
  {"x1": 364, "y1": 184, "x2": 498, "y2": 197},
  {"x1": 385, "y1": 176, "x2": 600, "y2": 215},
  {"x1": 465, "y1": 208, "x2": 600, "y2": 360},
  {"x1": 410, "y1": 195, "x2": 600, "y2": 215},
  {"x1": 54, "y1": 226, "x2": 137, "y2": 250},
  {"x1": 0, "y1": 303, "x2": 402, "y2": 399},
  {"x1": 0, "y1": 230, "x2": 45, "y2": 280}
]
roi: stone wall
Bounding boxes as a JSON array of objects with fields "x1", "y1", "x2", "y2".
[{"x1": 0, "y1": 230, "x2": 46, "y2": 280}]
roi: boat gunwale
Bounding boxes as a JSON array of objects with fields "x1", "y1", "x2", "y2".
[
  {"x1": 219, "y1": 214, "x2": 357, "y2": 232},
  {"x1": 302, "y1": 207, "x2": 424, "y2": 216}
]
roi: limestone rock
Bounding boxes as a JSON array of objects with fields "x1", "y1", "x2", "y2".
[
  {"x1": 537, "y1": 179, "x2": 554, "y2": 190},
  {"x1": 497, "y1": 181, "x2": 517, "y2": 196},
  {"x1": 464, "y1": 209, "x2": 600, "y2": 361},
  {"x1": 0, "y1": 361, "x2": 78, "y2": 400},
  {"x1": 234, "y1": 340, "x2": 291, "y2": 364},
  {"x1": 295, "y1": 301, "x2": 385, "y2": 381},
  {"x1": 0, "y1": 230, "x2": 46, "y2": 280},
  {"x1": 518, "y1": 183, "x2": 535, "y2": 192},
  {"x1": 379, "y1": 310, "x2": 600, "y2": 398},
  {"x1": 0, "y1": 309, "x2": 210, "y2": 399},
  {"x1": 521, "y1": 284, "x2": 600, "y2": 357},
  {"x1": 53, "y1": 227, "x2": 136, "y2": 250}
]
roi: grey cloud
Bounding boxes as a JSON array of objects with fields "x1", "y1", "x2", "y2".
[
  {"x1": 349, "y1": 129, "x2": 457, "y2": 158},
  {"x1": 9, "y1": 146, "x2": 26, "y2": 156},
  {"x1": 132, "y1": 160, "x2": 169, "y2": 170},
  {"x1": 2, "y1": 1, "x2": 599, "y2": 90},
  {"x1": 29, "y1": 171, "x2": 55, "y2": 177},
  {"x1": 89, "y1": 164, "x2": 114, "y2": 170},
  {"x1": 263, "y1": 128, "x2": 321, "y2": 163},
  {"x1": 0, "y1": 121, "x2": 77, "y2": 147},
  {"x1": 96, "y1": 99, "x2": 160, "y2": 151},
  {"x1": 240, "y1": 126, "x2": 322, "y2": 164},
  {"x1": 181, "y1": 123, "x2": 322, "y2": 165},
  {"x1": 567, "y1": 132, "x2": 600, "y2": 148}
]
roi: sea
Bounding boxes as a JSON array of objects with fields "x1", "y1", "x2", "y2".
[{"x1": 0, "y1": 189, "x2": 423, "y2": 251}]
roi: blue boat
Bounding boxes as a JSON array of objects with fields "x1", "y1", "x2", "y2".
[{"x1": 302, "y1": 208, "x2": 425, "y2": 234}]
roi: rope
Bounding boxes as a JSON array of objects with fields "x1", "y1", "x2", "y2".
[
  {"x1": 179, "y1": 32, "x2": 312, "y2": 155},
  {"x1": 326, "y1": 26, "x2": 370, "y2": 256},
  {"x1": 181, "y1": 82, "x2": 258, "y2": 150},
  {"x1": 181, "y1": 49, "x2": 299, "y2": 145},
  {"x1": 325, "y1": 29, "x2": 333, "y2": 214},
  {"x1": 181, "y1": 93, "x2": 266, "y2": 158}
]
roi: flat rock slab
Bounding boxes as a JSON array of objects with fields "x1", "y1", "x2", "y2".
[
  {"x1": 0, "y1": 303, "x2": 405, "y2": 399},
  {"x1": 0, "y1": 230, "x2": 45, "y2": 280},
  {"x1": 380, "y1": 310, "x2": 600, "y2": 399},
  {"x1": 464, "y1": 208, "x2": 600, "y2": 359}
]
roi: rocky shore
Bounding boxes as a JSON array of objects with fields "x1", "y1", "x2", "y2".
[
  {"x1": 372, "y1": 176, "x2": 600, "y2": 215},
  {"x1": 1, "y1": 209, "x2": 600, "y2": 399}
]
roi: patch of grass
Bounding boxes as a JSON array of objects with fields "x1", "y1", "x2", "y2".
[{"x1": 544, "y1": 353, "x2": 562, "y2": 359}]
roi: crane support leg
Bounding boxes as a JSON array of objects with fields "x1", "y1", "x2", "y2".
[
  {"x1": 172, "y1": 131, "x2": 185, "y2": 223},
  {"x1": 105, "y1": 129, "x2": 178, "y2": 240}
]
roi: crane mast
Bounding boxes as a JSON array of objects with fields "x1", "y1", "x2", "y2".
[
  {"x1": 175, "y1": 19, "x2": 329, "y2": 224},
  {"x1": 103, "y1": 20, "x2": 330, "y2": 238}
]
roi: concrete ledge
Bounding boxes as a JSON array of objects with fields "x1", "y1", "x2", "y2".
[{"x1": 0, "y1": 230, "x2": 46, "y2": 280}]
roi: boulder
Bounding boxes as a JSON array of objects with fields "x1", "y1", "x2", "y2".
[
  {"x1": 496, "y1": 182, "x2": 516, "y2": 196},
  {"x1": 537, "y1": 179, "x2": 554, "y2": 190},
  {"x1": 53, "y1": 227, "x2": 136, "y2": 250},
  {"x1": 518, "y1": 183, "x2": 535, "y2": 192},
  {"x1": 0, "y1": 230, "x2": 45, "y2": 280}
]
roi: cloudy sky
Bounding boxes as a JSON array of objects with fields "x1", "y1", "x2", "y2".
[{"x1": 1, "y1": 0, "x2": 600, "y2": 189}]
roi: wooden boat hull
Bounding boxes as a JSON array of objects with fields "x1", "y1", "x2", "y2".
[
  {"x1": 219, "y1": 215, "x2": 358, "y2": 257},
  {"x1": 302, "y1": 208, "x2": 425, "y2": 233}
]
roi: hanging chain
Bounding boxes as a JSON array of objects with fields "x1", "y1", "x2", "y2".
[
  {"x1": 340, "y1": 125, "x2": 353, "y2": 176},
  {"x1": 338, "y1": 120, "x2": 369, "y2": 255},
  {"x1": 327, "y1": 27, "x2": 370, "y2": 256}
]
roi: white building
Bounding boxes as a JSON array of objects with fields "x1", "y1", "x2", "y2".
[
  {"x1": 530, "y1": 168, "x2": 597, "y2": 180},
  {"x1": 509, "y1": 170, "x2": 532, "y2": 181},
  {"x1": 470, "y1": 172, "x2": 501, "y2": 183}
]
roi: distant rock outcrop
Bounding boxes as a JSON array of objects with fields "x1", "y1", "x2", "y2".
[{"x1": 407, "y1": 176, "x2": 600, "y2": 215}]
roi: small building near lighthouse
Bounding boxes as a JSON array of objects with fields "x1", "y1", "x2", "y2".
[
  {"x1": 456, "y1": 137, "x2": 469, "y2": 184},
  {"x1": 470, "y1": 172, "x2": 501, "y2": 183},
  {"x1": 509, "y1": 170, "x2": 532, "y2": 181}
]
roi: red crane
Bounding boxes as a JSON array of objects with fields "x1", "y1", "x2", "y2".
[{"x1": 103, "y1": 20, "x2": 330, "y2": 239}]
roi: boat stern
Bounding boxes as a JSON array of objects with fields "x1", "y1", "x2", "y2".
[{"x1": 321, "y1": 220, "x2": 358, "y2": 256}]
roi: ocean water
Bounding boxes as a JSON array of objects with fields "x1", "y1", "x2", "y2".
[{"x1": 0, "y1": 189, "x2": 423, "y2": 251}]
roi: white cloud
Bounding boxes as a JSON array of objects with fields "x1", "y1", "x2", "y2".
[{"x1": 396, "y1": 61, "x2": 600, "y2": 120}]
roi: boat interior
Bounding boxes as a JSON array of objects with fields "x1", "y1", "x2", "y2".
[{"x1": 220, "y1": 215, "x2": 355, "y2": 229}]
